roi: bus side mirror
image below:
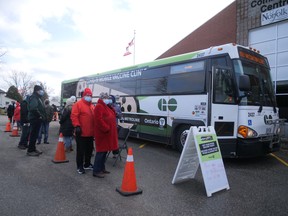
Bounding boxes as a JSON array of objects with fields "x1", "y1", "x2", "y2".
[{"x1": 239, "y1": 75, "x2": 251, "y2": 92}]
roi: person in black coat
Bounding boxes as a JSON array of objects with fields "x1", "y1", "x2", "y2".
[
  {"x1": 7, "y1": 101, "x2": 15, "y2": 123},
  {"x1": 18, "y1": 96, "x2": 30, "y2": 149},
  {"x1": 59, "y1": 98, "x2": 74, "y2": 152}
]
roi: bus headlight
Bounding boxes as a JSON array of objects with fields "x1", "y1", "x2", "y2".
[{"x1": 238, "y1": 125, "x2": 258, "y2": 138}]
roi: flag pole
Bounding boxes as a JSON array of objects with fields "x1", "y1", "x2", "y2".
[{"x1": 133, "y1": 30, "x2": 136, "y2": 65}]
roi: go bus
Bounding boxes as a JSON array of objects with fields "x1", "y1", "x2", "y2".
[{"x1": 61, "y1": 43, "x2": 284, "y2": 158}]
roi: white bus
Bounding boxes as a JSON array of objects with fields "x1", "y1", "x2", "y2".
[{"x1": 61, "y1": 43, "x2": 284, "y2": 158}]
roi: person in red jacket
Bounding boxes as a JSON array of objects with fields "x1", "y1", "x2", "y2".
[
  {"x1": 13, "y1": 102, "x2": 21, "y2": 130},
  {"x1": 71, "y1": 88, "x2": 95, "y2": 174},
  {"x1": 93, "y1": 92, "x2": 118, "y2": 178}
]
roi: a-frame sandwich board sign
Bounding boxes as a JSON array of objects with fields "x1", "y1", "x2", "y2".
[
  {"x1": 172, "y1": 126, "x2": 199, "y2": 184},
  {"x1": 172, "y1": 126, "x2": 230, "y2": 197}
]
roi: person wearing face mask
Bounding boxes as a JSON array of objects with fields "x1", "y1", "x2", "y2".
[
  {"x1": 71, "y1": 88, "x2": 95, "y2": 174},
  {"x1": 26, "y1": 85, "x2": 46, "y2": 156},
  {"x1": 92, "y1": 92, "x2": 118, "y2": 178}
]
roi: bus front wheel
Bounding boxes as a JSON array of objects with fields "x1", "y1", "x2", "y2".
[{"x1": 175, "y1": 125, "x2": 191, "y2": 152}]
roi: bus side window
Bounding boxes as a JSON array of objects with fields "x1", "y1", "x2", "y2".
[{"x1": 213, "y1": 68, "x2": 235, "y2": 104}]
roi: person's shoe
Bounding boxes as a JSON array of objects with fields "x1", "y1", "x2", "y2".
[
  {"x1": 102, "y1": 170, "x2": 110, "y2": 174},
  {"x1": 18, "y1": 145, "x2": 27, "y2": 150},
  {"x1": 84, "y1": 164, "x2": 94, "y2": 170},
  {"x1": 77, "y1": 168, "x2": 85, "y2": 174},
  {"x1": 27, "y1": 151, "x2": 40, "y2": 156},
  {"x1": 44, "y1": 142, "x2": 49, "y2": 144},
  {"x1": 37, "y1": 142, "x2": 41, "y2": 145},
  {"x1": 35, "y1": 149, "x2": 43, "y2": 154},
  {"x1": 93, "y1": 172, "x2": 105, "y2": 178}
]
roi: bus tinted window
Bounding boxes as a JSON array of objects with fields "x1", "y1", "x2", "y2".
[
  {"x1": 171, "y1": 61, "x2": 204, "y2": 74},
  {"x1": 120, "y1": 79, "x2": 137, "y2": 95},
  {"x1": 139, "y1": 67, "x2": 169, "y2": 95},
  {"x1": 212, "y1": 57, "x2": 227, "y2": 67},
  {"x1": 168, "y1": 61, "x2": 205, "y2": 94},
  {"x1": 62, "y1": 81, "x2": 78, "y2": 99}
]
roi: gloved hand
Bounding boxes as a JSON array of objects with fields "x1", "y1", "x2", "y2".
[{"x1": 75, "y1": 126, "x2": 81, "y2": 137}]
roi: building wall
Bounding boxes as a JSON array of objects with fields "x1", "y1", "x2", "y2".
[
  {"x1": 237, "y1": 0, "x2": 288, "y2": 45},
  {"x1": 0, "y1": 93, "x2": 14, "y2": 110},
  {"x1": 157, "y1": 1, "x2": 237, "y2": 59}
]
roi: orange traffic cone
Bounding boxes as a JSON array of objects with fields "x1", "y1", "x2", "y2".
[
  {"x1": 52, "y1": 133, "x2": 69, "y2": 163},
  {"x1": 4, "y1": 122, "x2": 12, "y2": 132},
  {"x1": 10, "y1": 122, "x2": 20, "y2": 137},
  {"x1": 116, "y1": 147, "x2": 142, "y2": 196}
]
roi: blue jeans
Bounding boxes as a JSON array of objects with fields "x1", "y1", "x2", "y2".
[
  {"x1": 93, "y1": 152, "x2": 107, "y2": 173},
  {"x1": 64, "y1": 136, "x2": 73, "y2": 149},
  {"x1": 37, "y1": 122, "x2": 50, "y2": 143},
  {"x1": 18, "y1": 124, "x2": 30, "y2": 146}
]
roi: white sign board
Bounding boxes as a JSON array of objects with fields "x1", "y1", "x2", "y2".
[
  {"x1": 172, "y1": 126, "x2": 230, "y2": 197},
  {"x1": 172, "y1": 127, "x2": 199, "y2": 184},
  {"x1": 193, "y1": 126, "x2": 230, "y2": 197},
  {"x1": 261, "y1": 5, "x2": 288, "y2": 26}
]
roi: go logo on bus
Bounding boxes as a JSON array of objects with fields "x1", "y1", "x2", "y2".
[{"x1": 158, "y1": 98, "x2": 177, "y2": 112}]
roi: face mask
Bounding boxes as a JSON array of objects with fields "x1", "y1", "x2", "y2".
[
  {"x1": 103, "y1": 99, "x2": 110, "y2": 105},
  {"x1": 38, "y1": 90, "x2": 44, "y2": 96},
  {"x1": 84, "y1": 96, "x2": 92, "y2": 102}
]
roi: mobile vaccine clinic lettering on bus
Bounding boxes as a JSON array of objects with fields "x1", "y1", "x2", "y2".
[{"x1": 86, "y1": 67, "x2": 147, "y2": 85}]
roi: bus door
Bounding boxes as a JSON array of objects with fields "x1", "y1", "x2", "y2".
[{"x1": 210, "y1": 66, "x2": 238, "y2": 142}]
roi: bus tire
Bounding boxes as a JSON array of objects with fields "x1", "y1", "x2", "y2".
[{"x1": 175, "y1": 125, "x2": 191, "y2": 152}]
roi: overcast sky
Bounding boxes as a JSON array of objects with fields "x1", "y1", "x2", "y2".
[{"x1": 0, "y1": 0, "x2": 234, "y2": 96}]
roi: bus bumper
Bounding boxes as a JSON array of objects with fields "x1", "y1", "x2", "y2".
[{"x1": 236, "y1": 137, "x2": 281, "y2": 158}]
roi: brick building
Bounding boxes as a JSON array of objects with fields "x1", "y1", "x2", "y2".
[{"x1": 157, "y1": 0, "x2": 288, "y2": 120}]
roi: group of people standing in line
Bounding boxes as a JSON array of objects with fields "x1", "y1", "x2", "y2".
[
  {"x1": 69, "y1": 88, "x2": 122, "y2": 178},
  {"x1": 11, "y1": 85, "x2": 122, "y2": 178}
]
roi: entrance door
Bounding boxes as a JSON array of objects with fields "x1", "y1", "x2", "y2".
[{"x1": 210, "y1": 66, "x2": 238, "y2": 138}]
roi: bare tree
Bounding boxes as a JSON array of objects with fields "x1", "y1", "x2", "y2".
[
  {"x1": 3, "y1": 70, "x2": 33, "y2": 97},
  {"x1": 0, "y1": 48, "x2": 6, "y2": 69},
  {"x1": 0, "y1": 49, "x2": 6, "y2": 59},
  {"x1": 29, "y1": 80, "x2": 54, "y2": 100}
]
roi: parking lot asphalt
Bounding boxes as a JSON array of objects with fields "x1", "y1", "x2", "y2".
[{"x1": 0, "y1": 114, "x2": 287, "y2": 216}]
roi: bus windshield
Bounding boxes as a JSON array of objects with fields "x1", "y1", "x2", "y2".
[{"x1": 233, "y1": 59, "x2": 277, "y2": 107}]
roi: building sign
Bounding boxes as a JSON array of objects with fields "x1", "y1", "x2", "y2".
[
  {"x1": 261, "y1": 5, "x2": 288, "y2": 25},
  {"x1": 251, "y1": 0, "x2": 288, "y2": 13}
]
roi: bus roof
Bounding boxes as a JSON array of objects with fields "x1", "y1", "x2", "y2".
[{"x1": 61, "y1": 43, "x2": 261, "y2": 84}]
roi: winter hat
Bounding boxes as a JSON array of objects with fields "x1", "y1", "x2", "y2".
[
  {"x1": 66, "y1": 98, "x2": 74, "y2": 106},
  {"x1": 70, "y1": 95, "x2": 76, "y2": 102},
  {"x1": 34, "y1": 85, "x2": 43, "y2": 92},
  {"x1": 82, "y1": 88, "x2": 92, "y2": 97},
  {"x1": 99, "y1": 92, "x2": 109, "y2": 99}
]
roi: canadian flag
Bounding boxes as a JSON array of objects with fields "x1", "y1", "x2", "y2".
[{"x1": 123, "y1": 38, "x2": 134, "y2": 56}]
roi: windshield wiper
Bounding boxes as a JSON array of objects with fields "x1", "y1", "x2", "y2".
[{"x1": 258, "y1": 101, "x2": 263, "y2": 113}]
